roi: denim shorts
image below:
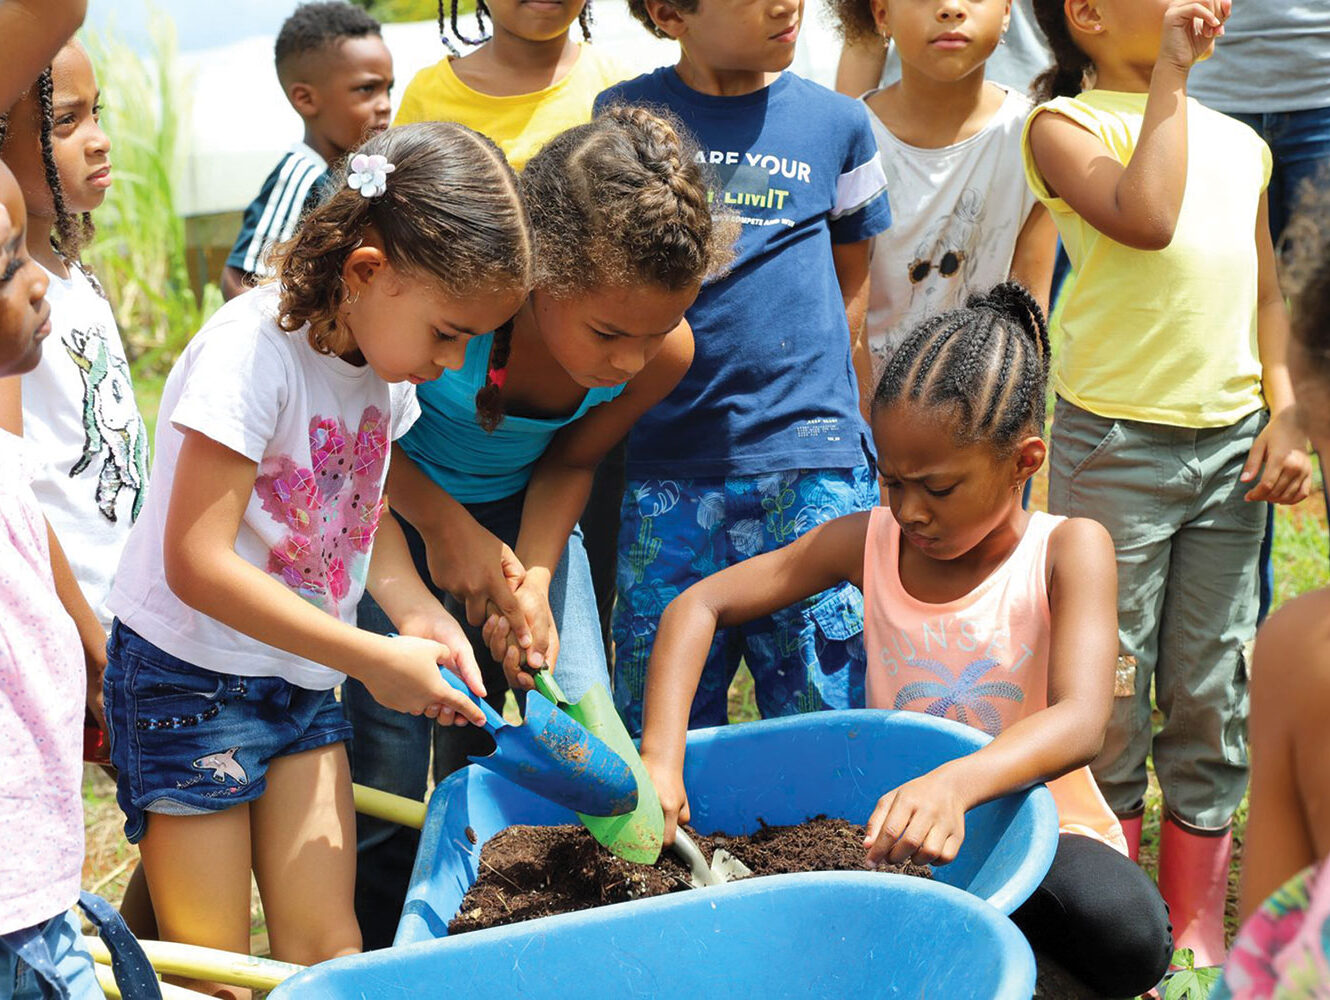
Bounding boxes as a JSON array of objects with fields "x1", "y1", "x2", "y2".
[{"x1": 104, "y1": 621, "x2": 353, "y2": 843}]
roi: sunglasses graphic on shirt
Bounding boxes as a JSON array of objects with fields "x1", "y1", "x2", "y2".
[{"x1": 908, "y1": 250, "x2": 967, "y2": 284}]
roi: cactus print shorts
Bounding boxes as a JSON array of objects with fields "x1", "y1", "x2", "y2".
[
  {"x1": 104, "y1": 621, "x2": 353, "y2": 843},
  {"x1": 612, "y1": 465, "x2": 876, "y2": 735}
]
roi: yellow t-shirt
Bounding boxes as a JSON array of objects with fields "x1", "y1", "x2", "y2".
[
  {"x1": 393, "y1": 45, "x2": 630, "y2": 171},
  {"x1": 1021, "y1": 90, "x2": 1273, "y2": 428}
]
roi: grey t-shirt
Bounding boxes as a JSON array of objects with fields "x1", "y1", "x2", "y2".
[
  {"x1": 1189, "y1": 2, "x2": 1330, "y2": 113},
  {"x1": 879, "y1": 0, "x2": 1050, "y2": 97}
]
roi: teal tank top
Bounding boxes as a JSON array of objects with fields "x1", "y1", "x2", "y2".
[{"x1": 399, "y1": 332, "x2": 627, "y2": 503}]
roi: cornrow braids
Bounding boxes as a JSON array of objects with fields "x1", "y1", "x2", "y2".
[
  {"x1": 1031, "y1": 0, "x2": 1092, "y2": 101},
  {"x1": 270, "y1": 122, "x2": 533, "y2": 358},
  {"x1": 475, "y1": 317, "x2": 514, "y2": 431},
  {"x1": 35, "y1": 68, "x2": 94, "y2": 262},
  {"x1": 521, "y1": 104, "x2": 737, "y2": 299},
  {"x1": 579, "y1": 3, "x2": 593, "y2": 41},
  {"x1": 873, "y1": 282, "x2": 1051, "y2": 454},
  {"x1": 438, "y1": 0, "x2": 593, "y2": 50}
]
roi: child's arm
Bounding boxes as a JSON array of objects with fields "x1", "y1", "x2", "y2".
[
  {"x1": 164, "y1": 429, "x2": 487, "y2": 725},
  {"x1": 1238, "y1": 591, "x2": 1330, "y2": 919},
  {"x1": 362, "y1": 506, "x2": 483, "y2": 717},
  {"x1": 493, "y1": 322, "x2": 696, "y2": 690},
  {"x1": 46, "y1": 518, "x2": 107, "y2": 727},
  {"x1": 642, "y1": 512, "x2": 871, "y2": 843},
  {"x1": 865, "y1": 518, "x2": 1117, "y2": 866},
  {"x1": 1026, "y1": 0, "x2": 1230, "y2": 251},
  {"x1": 384, "y1": 445, "x2": 532, "y2": 645},
  {"x1": 1008, "y1": 204, "x2": 1058, "y2": 317},
  {"x1": 835, "y1": 38, "x2": 886, "y2": 99},
  {"x1": 1241, "y1": 192, "x2": 1312, "y2": 505},
  {"x1": 833, "y1": 239, "x2": 875, "y2": 419},
  {"x1": 0, "y1": 0, "x2": 85, "y2": 110}
]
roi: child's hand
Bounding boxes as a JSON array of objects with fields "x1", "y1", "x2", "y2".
[
  {"x1": 864, "y1": 769, "x2": 969, "y2": 867},
  {"x1": 1157, "y1": 0, "x2": 1230, "y2": 73},
  {"x1": 420, "y1": 514, "x2": 534, "y2": 651},
  {"x1": 1242, "y1": 408, "x2": 1312, "y2": 505},
  {"x1": 482, "y1": 569, "x2": 560, "y2": 693},
  {"x1": 642, "y1": 751, "x2": 690, "y2": 846},
  {"x1": 363, "y1": 634, "x2": 489, "y2": 727},
  {"x1": 394, "y1": 605, "x2": 485, "y2": 722}
]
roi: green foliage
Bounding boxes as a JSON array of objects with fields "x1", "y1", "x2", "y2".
[
  {"x1": 350, "y1": 0, "x2": 445, "y2": 22},
  {"x1": 1163, "y1": 949, "x2": 1222, "y2": 1000},
  {"x1": 82, "y1": 20, "x2": 222, "y2": 378}
]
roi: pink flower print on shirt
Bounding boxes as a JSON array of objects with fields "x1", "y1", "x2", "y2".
[{"x1": 254, "y1": 407, "x2": 391, "y2": 612}]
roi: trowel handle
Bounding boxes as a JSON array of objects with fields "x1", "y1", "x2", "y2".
[
  {"x1": 531, "y1": 669, "x2": 568, "y2": 706},
  {"x1": 437, "y1": 668, "x2": 506, "y2": 733}
]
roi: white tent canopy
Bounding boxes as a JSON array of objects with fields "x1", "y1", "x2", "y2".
[{"x1": 170, "y1": 1, "x2": 844, "y2": 218}]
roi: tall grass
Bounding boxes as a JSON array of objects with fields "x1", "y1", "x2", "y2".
[{"x1": 83, "y1": 21, "x2": 222, "y2": 377}]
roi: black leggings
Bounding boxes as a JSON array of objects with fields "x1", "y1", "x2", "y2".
[{"x1": 1012, "y1": 833, "x2": 1173, "y2": 997}]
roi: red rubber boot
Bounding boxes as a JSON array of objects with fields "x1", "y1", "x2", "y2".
[
  {"x1": 1157, "y1": 817, "x2": 1232, "y2": 967},
  {"x1": 1120, "y1": 814, "x2": 1143, "y2": 863}
]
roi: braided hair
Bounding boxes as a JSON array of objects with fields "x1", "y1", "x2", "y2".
[
  {"x1": 474, "y1": 106, "x2": 740, "y2": 431},
  {"x1": 1031, "y1": 0, "x2": 1093, "y2": 102},
  {"x1": 0, "y1": 67, "x2": 95, "y2": 263},
  {"x1": 873, "y1": 282, "x2": 1051, "y2": 454},
  {"x1": 437, "y1": 0, "x2": 592, "y2": 53}
]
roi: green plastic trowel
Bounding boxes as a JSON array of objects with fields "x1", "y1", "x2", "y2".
[{"x1": 531, "y1": 670, "x2": 665, "y2": 864}]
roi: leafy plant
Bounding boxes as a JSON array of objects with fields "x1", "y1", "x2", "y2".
[
  {"x1": 350, "y1": 0, "x2": 444, "y2": 21},
  {"x1": 82, "y1": 19, "x2": 223, "y2": 377},
  {"x1": 1163, "y1": 949, "x2": 1222, "y2": 1000}
]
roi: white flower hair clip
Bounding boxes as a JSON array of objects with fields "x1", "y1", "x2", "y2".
[{"x1": 347, "y1": 153, "x2": 395, "y2": 199}]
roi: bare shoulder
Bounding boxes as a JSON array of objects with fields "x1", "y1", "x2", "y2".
[
  {"x1": 1254, "y1": 589, "x2": 1330, "y2": 693},
  {"x1": 1047, "y1": 515, "x2": 1114, "y2": 560}
]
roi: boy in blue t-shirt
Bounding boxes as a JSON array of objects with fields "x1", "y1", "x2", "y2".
[
  {"x1": 596, "y1": 0, "x2": 891, "y2": 734},
  {"x1": 221, "y1": 2, "x2": 394, "y2": 300}
]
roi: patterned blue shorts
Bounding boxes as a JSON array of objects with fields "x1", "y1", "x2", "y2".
[{"x1": 612, "y1": 466, "x2": 876, "y2": 735}]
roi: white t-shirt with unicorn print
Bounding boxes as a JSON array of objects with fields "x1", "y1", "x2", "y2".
[
  {"x1": 20, "y1": 263, "x2": 149, "y2": 630},
  {"x1": 109, "y1": 283, "x2": 420, "y2": 690}
]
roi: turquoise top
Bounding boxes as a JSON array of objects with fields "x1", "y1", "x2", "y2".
[{"x1": 400, "y1": 332, "x2": 627, "y2": 503}]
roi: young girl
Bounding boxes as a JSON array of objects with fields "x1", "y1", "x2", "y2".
[
  {"x1": 394, "y1": 0, "x2": 626, "y2": 171},
  {"x1": 0, "y1": 38, "x2": 159, "y2": 935},
  {"x1": 102, "y1": 122, "x2": 530, "y2": 995},
  {"x1": 1025, "y1": 0, "x2": 1311, "y2": 966},
  {"x1": 0, "y1": 160, "x2": 100, "y2": 999},
  {"x1": 0, "y1": 40, "x2": 147, "y2": 634},
  {"x1": 829, "y1": 0, "x2": 1056, "y2": 367},
  {"x1": 640, "y1": 284, "x2": 1171, "y2": 997},
  {"x1": 347, "y1": 105, "x2": 736, "y2": 948},
  {"x1": 1215, "y1": 236, "x2": 1330, "y2": 998}
]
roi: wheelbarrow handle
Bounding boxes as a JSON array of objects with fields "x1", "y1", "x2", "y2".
[
  {"x1": 85, "y1": 936, "x2": 304, "y2": 991},
  {"x1": 353, "y1": 782, "x2": 427, "y2": 830},
  {"x1": 93, "y1": 963, "x2": 210, "y2": 999}
]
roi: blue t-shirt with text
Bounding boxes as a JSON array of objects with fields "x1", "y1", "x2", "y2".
[{"x1": 595, "y1": 69, "x2": 891, "y2": 478}]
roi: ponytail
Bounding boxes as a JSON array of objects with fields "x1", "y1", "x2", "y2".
[{"x1": 1030, "y1": 0, "x2": 1093, "y2": 101}]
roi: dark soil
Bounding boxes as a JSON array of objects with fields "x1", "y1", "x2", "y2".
[{"x1": 449, "y1": 816, "x2": 932, "y2": 935}]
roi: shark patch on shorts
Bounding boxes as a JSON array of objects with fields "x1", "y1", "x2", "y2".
[{"x1": 193, "y1": 747, "x2": 248, "y2": 785}]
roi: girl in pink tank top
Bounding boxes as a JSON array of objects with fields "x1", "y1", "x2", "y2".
[{"x1": 639, "y1": 283, "x2": 1172, "y2": 997}]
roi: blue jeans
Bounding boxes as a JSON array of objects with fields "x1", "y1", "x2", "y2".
[
  {"x1": 0, "y1": 913, "x2": 99, "y2": 1000},
  {"x1": 345, "y1": 492, "x2": 610, "y2": 947},
  {"x1": 1230, "y1": 106, "x2": 1330, "y2": 619}
]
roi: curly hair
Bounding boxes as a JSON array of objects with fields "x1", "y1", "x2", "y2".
[
  {"x1": 626, "y1": 0, "x2": 697, "y2": 38},
  {"x1": 0, "y1": 65, "x2": 96, "y2": 263},
  {"x1": 276, "y1": 2, "x2": 382, "y2": 85},
  {"x1": 436, "y1": 0, "x2": 591, "y2": 54},
  {"x1": 824, "y1": 0, "x2": 879, "y2": 44},
  {"x1": 873, "y1": 282, "x2": 1051, "y2": 453},
  {"x1": 1030, "y1": 0, "x2": 1093, "y2": 102},
  {"x1": 269, "y1": 122, "x2": 532, "y2": 358}
]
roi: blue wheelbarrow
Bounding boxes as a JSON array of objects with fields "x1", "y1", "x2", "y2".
[{"x1": 270, "y1": 871, "x2": 1036, "y2": 999}]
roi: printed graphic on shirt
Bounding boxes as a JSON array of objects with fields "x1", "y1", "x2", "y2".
[
  {"x1": 697, "y1": 150, "x2": 814, "y2": 228},
  {"x1": 65, "y1": 324, "x2": 150, "y2": 523},
  {"x1": 255, "y1": 407, "x2": 390, "y2": 612},
  {"x1": 893, "y1": 656, "x2": 1025, "y2": 736}
]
